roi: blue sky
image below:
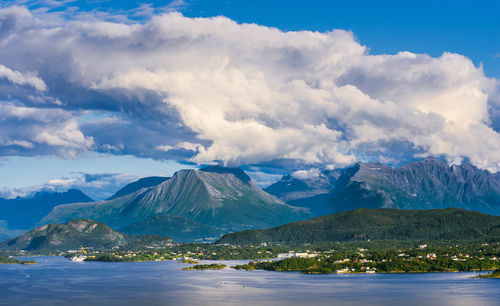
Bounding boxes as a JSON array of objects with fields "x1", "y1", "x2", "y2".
[{"x1": 0, "y1": 0, "x2": 499, "y2": 198}]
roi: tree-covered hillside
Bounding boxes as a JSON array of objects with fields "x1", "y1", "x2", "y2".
[
  {"x1": 120, "y1": 214, "x2": 224, "y2": 243},
  {"x1": 217, "y1": 208, "x2": 500, "y2": 245}
]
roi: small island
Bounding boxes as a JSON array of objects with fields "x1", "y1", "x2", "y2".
[
  {"x1": 182, "y1": 263, "x2": 226, "y2": 270},
  {"x1": 0, "y1": 255, "x2": 37, "y2": 265},
  {"x1": 178, "y1": 259, "x2": 199, "y2": 264},
  {"x1": 477, "y1": 270, "x2": 500, "y2": 278}
]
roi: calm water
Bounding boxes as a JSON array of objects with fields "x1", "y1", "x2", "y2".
[{"x1": 0, "y1": 256, "x2": 499, "y2": 306}]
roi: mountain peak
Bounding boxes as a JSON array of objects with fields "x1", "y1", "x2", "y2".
[{"x1": 42, "y1": 166, "x2": 308, "y2": 233}]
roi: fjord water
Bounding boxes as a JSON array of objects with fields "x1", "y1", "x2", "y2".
[{"x1": 1, "y1": 257, "x2": 499, "y2": 306}]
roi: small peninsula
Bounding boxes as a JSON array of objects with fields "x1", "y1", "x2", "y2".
[
  {"x1": 0, "y1": 255, "x2": 37, "y2": 265},
  {"x1": 478, "y1": 270, "x2": 500, "y2": 278}
]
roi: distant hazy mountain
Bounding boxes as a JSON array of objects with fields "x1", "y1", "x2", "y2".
[
  {"x1": 0, "y1": 221, "x2": 24, "y2": 242},
  {"x1": 0, "y1": 189, "x2": 94, "y2": 231},
  {"x1": 264, "y1": 169, "x2": 341, "y2": 216},
  {"x1": 264, "y1": 169, "x2": 341, "y2": 202},
  {"x1": 217, "y1": 208, "x2": 500, "y2": 245},
  {"x1": 329, "y1": 159, "x2": 500, "y2": 214},
  {"x1": 286, "y1": 193, "x2": 334, "y2": 216},
  {"x1": 107, "y1": 176, "x2": 170, "y2": 200},
  {"x1": 0, "y1": 219, "x2": 171, "y2": 251},
  {"x1": 41, "y1": 167, "x2": 309, "y2": 233},
  {"x1": 120, "y1": 214, "x2": 224, "y2": 243}
]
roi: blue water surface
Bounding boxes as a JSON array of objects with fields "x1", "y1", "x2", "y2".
[{"x1": 0, "y1": 256, "x2": 499, "y2": 306}]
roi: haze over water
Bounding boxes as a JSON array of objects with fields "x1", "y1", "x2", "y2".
[{"x1": 1, "y1": 257, "x2": 498, "y2": 306}]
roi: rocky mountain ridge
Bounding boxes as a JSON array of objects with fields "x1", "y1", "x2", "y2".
[{"x1": 329, "y1": 159, "x2": 500, "y2": 214}]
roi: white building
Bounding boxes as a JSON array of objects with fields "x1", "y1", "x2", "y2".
[{"x1": 425, "y1": 253, "x2": 437, "y2": 259}]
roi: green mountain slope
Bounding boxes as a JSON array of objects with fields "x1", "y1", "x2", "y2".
[
  {"x1": 41, "y1": 167, "x2": 309, "y2": 232},
  {"x1": 120, "y1": 214, "x2": 224, "y2": 243},
  {"x1": 217, "y1": 208, "x2": 500, "y2": 245},
  {"x1": 1, "y1": 219, "x2": 171, "y2": 251}
]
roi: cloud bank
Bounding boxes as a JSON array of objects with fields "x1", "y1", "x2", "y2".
[
  {"x1": 0, "y1": 5, "x2": 499, "y2": 171},
  {"x1": 0, "y1": 103, "x2": 93, "y2": 157},
  {"x1": 0, "y1": 172, "x2": 142, "y2": 201}
]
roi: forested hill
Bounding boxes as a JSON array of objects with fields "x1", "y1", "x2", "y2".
[
  {"x1": 217, "y1": 208, "x2": 500, "y2": 245},
  {"x1": 1, "y1": 219, "x2": 171, "y2": 251}
]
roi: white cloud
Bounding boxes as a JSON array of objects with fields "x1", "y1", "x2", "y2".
[
  {"x1": 292, "y1": 169, "x2": 320, "y2": 180},
  {"x1": 0, "y1": 6, "x2": 499, "y2": 171},
  {"x1": 0, "y1": 64, "x2": 46, "y2": 91},
  {"x1": 245, "y1": 170, "x2": 283, "y2": 188},
  {"x1": 161, "y1": 0, "x2": 188, "y2": 13},
  {"x1": 156, "y1": 141, "x2": 203, "y2": 153}
]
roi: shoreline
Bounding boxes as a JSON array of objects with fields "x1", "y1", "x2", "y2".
[{"x1": 10, "y1": 255, "x2": 497, "y2": 276}]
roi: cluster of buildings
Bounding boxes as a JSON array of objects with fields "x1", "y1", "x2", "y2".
[{"x1": 276, "y1": 252, "x2": 318, "y2": 259}]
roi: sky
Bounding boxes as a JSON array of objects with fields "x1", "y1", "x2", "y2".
[{"x1": 0, "y1": 0, "x2": 499, "y2": 199}]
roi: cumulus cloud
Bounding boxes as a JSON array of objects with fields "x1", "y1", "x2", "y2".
[{"x1": 0, "y1": 5, "x2": 499, "y2": 171}]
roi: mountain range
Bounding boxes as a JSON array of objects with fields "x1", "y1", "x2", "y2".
[
  {"x1": 1, "y1": 219, "x2": 171, "y2": 251},
  {"x1": 266, "y1": 158, "x2": 500, "y2": 216},
  {"x1": 217, "y1": 208, "x2": 500, "y2": 245},
  {"x1": 40, "y1": 167, "x2": 308, "y2": 241}
]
